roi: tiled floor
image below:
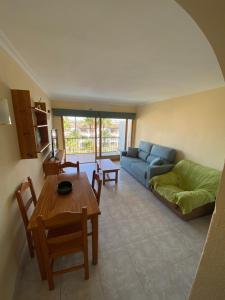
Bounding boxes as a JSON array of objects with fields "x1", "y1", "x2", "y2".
[{"x1": 14, "y1": 163, "x2": 211, "y2": 300}]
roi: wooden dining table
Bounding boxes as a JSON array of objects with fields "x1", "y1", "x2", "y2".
[{"x1": 28, "y1": 172, "x2": 101, "y2": 280}]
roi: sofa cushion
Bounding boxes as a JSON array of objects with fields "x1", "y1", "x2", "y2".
[
  {"x1": 138, "y1": 150, "x2": 149, "y2": 161},
  {"x1": 139, "y1": 141, "x2": 153, "y2": 153},
  {"x1": 156, "y1": 184, "x2": 184, "y2": 203},
  {"x1": 127, "y1": 147, "x2": 138, "y2": 158},
  {"x1": 120, "y1": 156, "x2": 140, "y2": 169},
  {"x1": 130, "y1": 161, "x2": 148, "y2": 179},
  {"x1": 150, "y1": 145, "x2": 176, "y2": 162},
  {"x1": 146, "y1": 155, "x2": 156, "y2": 164},
  {"x1": 149, "y1": 157, "x2": 164, "y2": 166}
]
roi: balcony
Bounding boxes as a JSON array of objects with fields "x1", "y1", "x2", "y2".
[{"x1": 65, "y1": 137, "x2": 121, "y2": 163}]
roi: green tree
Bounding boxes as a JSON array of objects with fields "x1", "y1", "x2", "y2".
[{"x1": 82, "y1": 117, "x2": 94, "y2": 136}]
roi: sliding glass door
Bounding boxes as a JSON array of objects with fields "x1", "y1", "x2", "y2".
[
  {"x1": 62, "y1": 116, "x2": 133, "y2": 163},
  {"x1": 96, "y1": 118, "x2": 133, "y2": 158},
  {"x1": 63, "y1": 116, "x2": 96, "y2": 163},
  {"x1": 101, "y1": 118, "x2": 125, "y2": 156}
]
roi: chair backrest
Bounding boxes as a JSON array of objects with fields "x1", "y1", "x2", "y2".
[
  {"x1": 16, "y1": 177, "x2": 37, "y2": 228},
  {"x1": 92, "y1": 170, "x2": 102, "y2": 205},
  {"x1": 37, "y1": 208, "x2": 88, "y2": 257},
  {"x1": 59, "y1": 161, "x2": 80, "y2": 173}
]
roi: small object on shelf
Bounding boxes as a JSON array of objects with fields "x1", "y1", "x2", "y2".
[{"x1": 57, "y1": 181, "x2": 72, "y2": 195}]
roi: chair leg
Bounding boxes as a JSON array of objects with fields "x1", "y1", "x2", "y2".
[
  {"x1": 27, "y1": 233, "x2": 34, "y2": 258},
  {"x1": 84, "y1": 251, "x2": 89, "y2": 280},
  {"x1": 46, "y1": 261, "x2": 54, "y2": 290}
]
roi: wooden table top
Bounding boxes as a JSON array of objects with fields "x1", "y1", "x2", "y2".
[
  {"x1": 28, "y1": 172, "x2": 100, "y2": 230},
  {"x1": 97, "y1": 159, "x2": 120, "y2": 171}
]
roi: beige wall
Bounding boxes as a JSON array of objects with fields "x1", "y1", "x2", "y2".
[
  {"x1": 189, "y1": 161, "x2": 225, "y2": 299},
  {"x1": 0, "y1": 47, "x2": 51, "y2": 300},
  {"x1": 51, "y1": 100, "x2": 136, "y2": 151},
  {"x1": 135, "y1": 86, "x2": 225, "y2": 170}
]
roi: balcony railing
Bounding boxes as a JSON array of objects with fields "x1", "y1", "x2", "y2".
[{"x1": 64, "y1": 137, "x2": 120, "y2": 154}]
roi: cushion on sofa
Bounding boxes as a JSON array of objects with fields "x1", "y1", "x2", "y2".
[
  {"x1": 150, "y1": 145, "x2": 176, "y2": 162},
  {"x1": 150, "y1": 157, "x2": 164, "y2": 166},
  {"x1": 138, "y1": 150, "x2": 149, "y2": 161},
  {"x1": 138, "y1": 141, "x2": 153, "y2": 161},
  {"x1": 127, "y1": 147, "x2": 138, "y2": 158},
  {"x1": 139, "y1": 141, "x2": 153, "y2": 153}
]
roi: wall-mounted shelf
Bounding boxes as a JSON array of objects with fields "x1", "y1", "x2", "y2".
[
  {"x1": 33, "y1": 125, "x2": 48, "y2": 128},
  {"x1": 36, "y1": 142, "x2": 50, "y2": 153},
  {"x1": 31, "y1": 106, "x2": 48, "y2": 114},
  {"x1": 11, "y1": 89, "x2": 50, "y2": 159}
]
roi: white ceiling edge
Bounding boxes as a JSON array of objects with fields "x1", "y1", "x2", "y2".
[
  {"x1": 50, "y1": 83, "x2": 225, "y2": 107},
  {"x1": 0, "y1": 30, "x2": 48, "y2": 95},
  {"x1": 1, "y1": 28, "x2": 224, "y2": 107},
  {"x1": 0, "y1": 35, "x2": 148, "y2": 106}
]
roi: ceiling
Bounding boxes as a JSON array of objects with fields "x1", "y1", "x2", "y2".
[{"x1": 0, "y1": 0, "x2": 224, "y2": 104}]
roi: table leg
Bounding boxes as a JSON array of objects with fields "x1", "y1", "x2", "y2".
[
  {"x1": 32, "y1": 229, "x2": 46, "y2": 280},
  {"x1": 115, "y1": 170, "x2": 118, "y2": 183},
  {"x1": 103, "y1": 172, "x2": 106, "y2": 185},
  {"x1": 92, "y1": 215, "x2": 99, "y2": 265}
]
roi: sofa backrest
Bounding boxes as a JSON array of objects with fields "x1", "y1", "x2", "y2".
[
  {"x1": 174, "y1": 160, "x2": 221, "y2": 196},
  {"x1": 147, "y1": 144, "x2": 176, "y2": 164},
  {"x1": 138, "y1": 141, "x2": 153, "y2": 161}
]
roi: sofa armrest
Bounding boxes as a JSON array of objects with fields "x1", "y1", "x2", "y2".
[
  {"x1": 147, "y1": 164, "x2": 175, "y2": 187},
  {"x1": 120, "y1": 150, "x2": 127, "y2": 157},
  {"x1": 175, "y1": 189, "x2": 213, "y2": 214}
]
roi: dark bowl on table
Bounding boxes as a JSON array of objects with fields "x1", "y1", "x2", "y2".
[{"x1": 57, "y1": 181, "x2": 72, "y2": 195}]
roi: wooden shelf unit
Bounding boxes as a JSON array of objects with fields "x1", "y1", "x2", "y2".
[{"x1": 11, "y1": 89, "x2": 50, "y2": 159}]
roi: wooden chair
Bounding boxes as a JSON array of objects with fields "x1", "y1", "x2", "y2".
[
  {"x1": 59, "y1": 161, "x2": 80, "y2": 173},
  {"x1": 15, "y1": 177, "x2": 37, "y2": 258},
  {"x1": 37, "y1": 208, "x2": 89, "y2": 290},
  {"x1": 92, "y1": 170, "x2": 102, "y2": 206}
]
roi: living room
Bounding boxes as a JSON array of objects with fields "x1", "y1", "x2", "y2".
[{"x1": 0, "y1": 1, "x2": 225, "y2": 300}]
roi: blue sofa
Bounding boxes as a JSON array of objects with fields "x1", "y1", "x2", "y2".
[{"x1": 120, "y1": 141, "x2": 176, "y2": 187}]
